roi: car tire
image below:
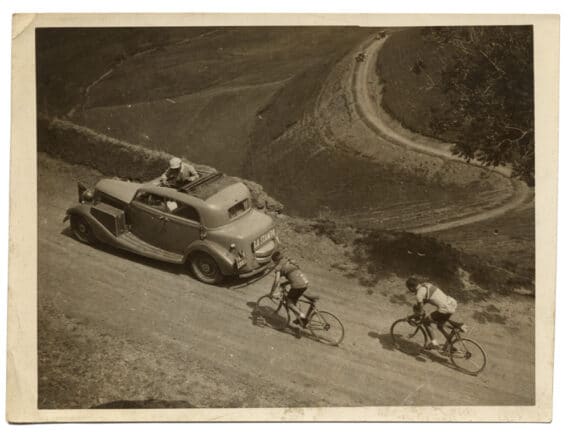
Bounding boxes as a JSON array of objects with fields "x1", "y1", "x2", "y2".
[
  {"x1": 70, "y1": 215, "x2": 96, "y2": 245},
  {"x1": 190, "y1": 252, "x2": 223, "y2": 284}
]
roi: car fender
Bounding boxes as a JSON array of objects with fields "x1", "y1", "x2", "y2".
[
  {"x1": 184, "y1": 241, "x2": 235, "y2": 275},
  {"x1": 65, "y1": 204, "x2": 122, "y2": 247}
]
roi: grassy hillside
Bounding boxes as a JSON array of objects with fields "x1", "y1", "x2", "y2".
[
  {"x1": 37, "y1": 27, "x2": 371, "y2": 175},
  {"x1": 37, "y1": 28, "x2": 207, "y2": 115},
  {"x1": 377, "y1": 28, "x2": 458, "y2": 141},
  {"x1": 377, "y1": 27, "x2": 534, "y2": 185}
]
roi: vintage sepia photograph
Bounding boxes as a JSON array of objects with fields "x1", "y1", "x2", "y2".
[{"x1": 6, "y1": 13, "x2": 559, "y2": 422}]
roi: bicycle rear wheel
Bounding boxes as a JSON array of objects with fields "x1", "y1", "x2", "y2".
[
  {"x1": 306, "y1": 310, "x2": 344, "y2": 346},
  {"x1": 390, "y1": 318, "x2": 427, "y2": 356},
  {"x1": 449, "y1": 337, "x2": 487, "y2": 375},
  {"x1": 254, "y1": 295, "x2": 290, "y2": 330}
]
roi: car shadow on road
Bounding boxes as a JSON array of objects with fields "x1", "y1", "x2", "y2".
[
  {"x1": 61, "y1": 227, "x2": 185, "y2": 275},
  {"x1": 368, "y1": 331, "x2": 464, "y2": 374},
  {"x1": 61, "y1": 227, "x2": 273, "y2": 290}
]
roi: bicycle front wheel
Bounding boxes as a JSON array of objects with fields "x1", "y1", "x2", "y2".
[
  {"x1": 254, "y1": 295, "x2": 290, "y2": 330},
  {"x1": 306, "y1": 310, "x2": 345, "y2": 346},
  {"x1": 390, "y1": 318, "x2": 427, "y2": 356},
  {"x1": 449, "y1": 337, "x2": 487, "y2": 375}
]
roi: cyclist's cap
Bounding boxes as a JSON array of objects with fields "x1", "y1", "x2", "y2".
[{"x1": 406, "y1": 276, "x2": 420, "y2": 291}]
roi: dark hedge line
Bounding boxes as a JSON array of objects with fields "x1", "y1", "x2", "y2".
[
  {"x1": 37, "y1": 116, "x2": 284, "y2": 212},
  {"x1": 310, "y1": 218, "x2": 534, "y2": 299},
  {"x1": 352, "y1": 229, "x2": 534, "y2": 300}
]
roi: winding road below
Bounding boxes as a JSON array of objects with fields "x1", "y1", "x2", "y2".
[{"x1": 318, "y1": 33, "x2": 531, "y2": 234}]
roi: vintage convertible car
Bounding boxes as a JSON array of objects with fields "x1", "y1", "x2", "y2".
[{"x1": 64, "y1": 170, "x2": 280, "y2": 284}]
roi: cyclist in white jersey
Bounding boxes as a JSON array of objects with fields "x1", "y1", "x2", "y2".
[{"x1": 406, "y1": 276, "x2": 458, "y2": 350}]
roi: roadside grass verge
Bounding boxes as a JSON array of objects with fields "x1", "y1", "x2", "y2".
[{"x1": 284, "y1": 218, "x2": 534, "y2": 299}]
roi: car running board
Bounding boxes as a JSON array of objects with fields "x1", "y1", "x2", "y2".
[{"x1": 118, "y1": 232, "x2": 185, "y2": 264}]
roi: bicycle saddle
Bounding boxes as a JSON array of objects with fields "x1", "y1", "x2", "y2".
[
  {"x1": 303, "y1": 294, "x2": 320, "y2": 302},
  {"x1": 448, "y1": 319, "x2": 464, "y2": 329}
]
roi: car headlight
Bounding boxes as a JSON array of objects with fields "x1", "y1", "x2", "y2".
[{"x1": 81, "y1": 189, "x2": 94, "y2": 203}]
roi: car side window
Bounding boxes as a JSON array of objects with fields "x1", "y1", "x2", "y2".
[
  {"x1": 135, "y1": 192, "x2": 166, "y2": 211},
  {"x1": 169, "y1": 201, "x2": 200, "y2": 223}
]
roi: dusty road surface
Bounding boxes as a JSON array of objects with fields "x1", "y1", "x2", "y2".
[{"x1": 38, "y1": 155, "x2": 534, "y2": 408}]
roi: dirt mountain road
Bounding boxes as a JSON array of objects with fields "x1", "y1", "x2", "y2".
[
  {"x1": 352, "y1": 35, "x2": 530, "y2": 233},
  {"x1": 38, "y1": 155, "x2": 534, "y2": 409}
]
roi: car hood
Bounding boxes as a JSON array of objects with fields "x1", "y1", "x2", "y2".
[{"x1": 95, "y1": 179, "x2": 142, "y2": 204}]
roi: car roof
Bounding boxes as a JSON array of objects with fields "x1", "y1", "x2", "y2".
[{"x1": 139, "y1": 175, "x2": 250, "y2": 211}]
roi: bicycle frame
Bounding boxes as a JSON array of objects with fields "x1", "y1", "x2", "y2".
[
  {"x1": 409, "y1": 315, "x2": 461, "y2": 348},
  {"x1": 392, "y1": 314, "x2": 486, "y2": 374},
  {"x1": 257, "y1": 273, "x2": 345, "y2": 346},
  {"x1": 270, "y1": 272, "x2": 316, "y2": 318}
]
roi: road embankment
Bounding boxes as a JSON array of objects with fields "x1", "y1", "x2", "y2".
[{"x1": 37, "y1": 115, "x2": 283, "y2": 212}]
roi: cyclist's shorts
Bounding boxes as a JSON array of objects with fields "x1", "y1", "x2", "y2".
[
  {"x1": 430, "y1": 311, "x2": 452, "y2": 325},
  {"x1": 287, "y1": 286, "x2": 308, "y2": 304}
]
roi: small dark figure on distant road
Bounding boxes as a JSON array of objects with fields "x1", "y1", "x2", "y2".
[
  {"x1": 157, "y1": 157, "x2": 199, "y2": 188},
  {"x1": 355, "y1": 52, "x2": 367, "y2": 62},
  {"x1": 406, "y1": 276, "x2": 460, "y2": 350},
  {"x1": 272, "y1": 251, "x2": 310, "y2": 325}
]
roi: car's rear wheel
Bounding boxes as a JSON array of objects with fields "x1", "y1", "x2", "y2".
[
  {"x1": 190, "y1": 252, "x2": 223, "y2": 284},
  {"x1": 70, "y1": 215, "x2": 96, "y2": 245}
]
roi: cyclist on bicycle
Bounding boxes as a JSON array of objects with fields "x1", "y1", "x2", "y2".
[
  {"x1": 272, "y1": 251, "x2": 310, "y2": 326},
  {"x1": 406, "y1": 276, "x2": 459, "y2": 350}
]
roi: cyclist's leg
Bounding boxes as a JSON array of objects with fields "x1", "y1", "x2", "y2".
[
  {"x1": 431, "y1": 312, "x2": 452, "y2": 346},
  {"x1": 286, "y1": 287, "x2": 307, "y2": 319},
  {"x1": 422, "y1": 315, "x2": 436, "y2": 345}
]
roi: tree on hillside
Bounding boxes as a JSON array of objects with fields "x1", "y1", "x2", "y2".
[{"x1": 421, "y1": 27, "x2": 534, "y2": 185}]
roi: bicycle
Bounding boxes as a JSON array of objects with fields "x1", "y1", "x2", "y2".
[
  {"x1": 390, "y1": 313, "x2": 487, "y2": 375},
  {"x1": 253, "y1": 272, "x2": 345, "y2": 346}
]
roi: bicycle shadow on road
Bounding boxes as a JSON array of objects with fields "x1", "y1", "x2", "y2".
[
  {"x1": 246, "y1": 301, "x2": 316, "y2": 343},
  {"x1": 368, "y1": 331, "x2": 463, "y2": 373}
]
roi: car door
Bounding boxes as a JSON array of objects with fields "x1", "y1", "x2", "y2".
[
  {"x1": 153, "y1": 199, "x2": 202, "y2": 254},
  {"x1": 127, "y1": 191, "x2": 167, "y2": 247}
]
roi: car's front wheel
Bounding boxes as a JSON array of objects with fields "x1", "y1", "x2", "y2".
[
  {"x1": 190, "y1": 252, "x2": 223, "y2": 284},
  {"x1": 70, "y1": 215, "x2": 96, "y2": 245}
]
